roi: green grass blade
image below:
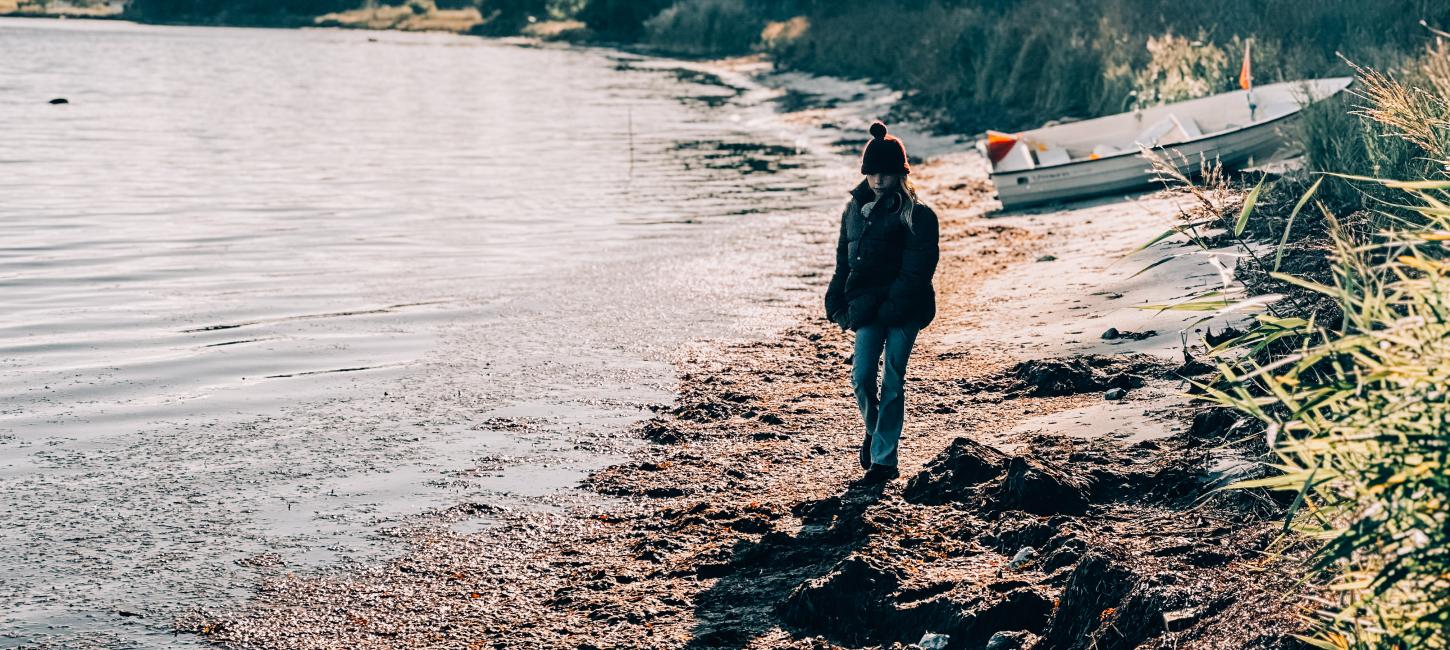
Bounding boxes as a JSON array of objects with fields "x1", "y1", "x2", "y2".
[
  {"x1": 1275, "y1": 179, "x2": 1323, "y2": 272},
  {"x1": 1283, "y1": 459, "x2": 1324, "y2": 534},
  {"x1": 1234, "y1": 177, "x2": 1266, "y2": 236},
  {"x1": 1129, "y1": 254, "x2": 1186, "y2": 278}
]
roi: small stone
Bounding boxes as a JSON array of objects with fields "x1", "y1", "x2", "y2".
[
  {"x1": 1036, "y1": 254, "x2": 1057, "y2": 262},
  {"x1": 1008, "y1": 546, "x2": 1038, "y2": 569},
  {"x1": 48, "y1": 97, "x2": 69, "y2": 104},
  {"x1": 1104, "y1": 387, "x2": 1127, "y2": 400},
  {"x1": 918, "y1": 631, "x2": 950, "y2": 649},
  {"x1": 1101, "y1": 327, "x2": 1120, "y2": 340},
  {"x1": 1163, "y1": 607, "x2": 1202, "y2": 631},
  {"x1": 986, "y1": 631, "x2": 1037, "y2": 650}
]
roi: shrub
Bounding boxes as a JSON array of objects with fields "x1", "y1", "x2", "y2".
[
  {"x1": 126, "y1": 0, "x2": 356, "y2": 25},
  {"x1": 576, "y1": 0, "x2": 671, "y2": 41},
  {"x1": 643, "y1": 0, "x2": 763, "y2": 56},
  {"x1": 473, "y1": 0, "x2": 549, "y2": 35},
  {"x1": 1132, "y1": 32, "x2": 1230, "y2": 105}
]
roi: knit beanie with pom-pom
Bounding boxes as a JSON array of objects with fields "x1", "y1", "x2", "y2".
[{"x1": 860, "y1": 121, "x2": 910, "y2": 175}]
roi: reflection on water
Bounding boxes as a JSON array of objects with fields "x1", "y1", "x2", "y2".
[{"x1": 0, "y1": 18, "x2": 852, "y2": 648}]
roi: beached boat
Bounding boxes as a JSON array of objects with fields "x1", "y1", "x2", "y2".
[{"x1": 983, "y1": 77, "x2": 1354, "y2": 209}]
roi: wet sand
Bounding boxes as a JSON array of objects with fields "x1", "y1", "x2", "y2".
[{"x1": 188, "y1": 145, "x2": 1317, "y2": 647}]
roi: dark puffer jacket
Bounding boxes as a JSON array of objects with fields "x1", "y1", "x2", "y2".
[{"x1": 824, "y1": 180, "x2": 940, "y2": 331}]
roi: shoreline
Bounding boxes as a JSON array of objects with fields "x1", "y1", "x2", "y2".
[{"x1": 187, "y1": 150, "x2": 1318, "y2": 647}]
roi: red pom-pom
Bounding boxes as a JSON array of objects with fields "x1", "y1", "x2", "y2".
[{"x1": 869, "y1": 121, "x2": 887, "y2": 139}]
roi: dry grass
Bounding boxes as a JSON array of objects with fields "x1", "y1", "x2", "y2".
[
  {"x1": 1349, "y1": 59, "x2": 1450, "y2": 161},
  {"x1": 520, "y1": 19, "x2": 588, "y2": 41},
  {"x1": 314, "y1": 3, "x2": 481, "y2": 32},
  {"x1": 0, "y1": 0, "x2": 123, "y2": 16}
]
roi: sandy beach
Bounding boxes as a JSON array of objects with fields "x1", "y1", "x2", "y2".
[{"x1": 185, "y1": 103, "x2": 1317, "y2": 647}]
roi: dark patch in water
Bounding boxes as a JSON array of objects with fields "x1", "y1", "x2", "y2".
[
  {"x1": 673, "y1": 140, "x2": 806, "y2": 176},
  {"x1": 264, "y1": 365, "x2": 392, "y2": 379},
  {"x1": 774, "y1": 89, "x2": 842, "y2": 112},
  {"x1": 667, "y1": 67, "x2": 744, "y2": 95},
  {"x1": 204, "y1": 338, "x2": 269, "y2": 347},
  {"x1": 181, "y1": 301, "x2": 449, "y2": 333},
  {"x1": 609, "y1": 59, "x2": 745, "y2": 108}
]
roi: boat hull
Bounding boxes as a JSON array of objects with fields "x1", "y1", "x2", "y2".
[{"x1": 991, "y1": 112, "x2": 1298, "y2": 210}]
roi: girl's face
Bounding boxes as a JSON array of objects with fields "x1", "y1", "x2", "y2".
[{"x1": 866, "y1": 173, "x2": 900, "y2": 195}]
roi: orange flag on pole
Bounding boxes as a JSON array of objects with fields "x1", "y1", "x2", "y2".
[{"x1": 1239, "y1": 40, "x2": 1253, "y2": 91}]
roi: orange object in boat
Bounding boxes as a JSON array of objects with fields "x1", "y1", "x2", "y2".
[
  {"x1": 985, "y1": 130, "x2": 1018, "y2": 164},
  {"x1": 1239, "y1": 40, "x2": 1253, "y2": 91}
]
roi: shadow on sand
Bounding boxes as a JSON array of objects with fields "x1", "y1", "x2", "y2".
[{"x1": 686, "y1": 479, "x2": 888, "y2": 649}]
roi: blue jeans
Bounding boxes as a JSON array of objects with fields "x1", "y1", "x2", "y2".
[{"x1": 852, "y1": 322, "x2": 919, "y2": 467}]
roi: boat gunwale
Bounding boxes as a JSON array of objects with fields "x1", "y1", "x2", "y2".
[
  {"x1": 988, "y1": 77, "x2": 1353, "y2": 178},
  {"x1": 989, "y1": 110, "x2": 1298, "y2": 178}
]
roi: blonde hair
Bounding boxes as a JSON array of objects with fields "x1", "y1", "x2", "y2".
[
  {"x1": 896, "y1": 176, "x2": 917, "y2": 233},
  {"x1": 867, "y1": 174, "x2": 917, "y2": 232}
]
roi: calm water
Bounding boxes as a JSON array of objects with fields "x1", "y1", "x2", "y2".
[{"x1": 0, "y1": 19, "x2": 854, "y2": 647}]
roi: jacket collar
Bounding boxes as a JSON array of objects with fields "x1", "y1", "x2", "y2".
[
  {"x1": 853, "y1": 179, "x2": 915, "y2": 214},
  {"x1": 850, "y1": 179, "x2": 876, "y2": 206}
]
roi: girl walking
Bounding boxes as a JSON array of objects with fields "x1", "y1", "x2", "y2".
[{"x1": 824, "y1": 121, "x2": 940, "y2": 483}]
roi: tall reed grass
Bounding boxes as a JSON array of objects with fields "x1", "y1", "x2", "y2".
[
  {"x1": 1199, "y1": 43, "x2": 1450, "y2": 649},
  {"x1": 1209, "y1": 187, "x2": 1450, "y2": 649},
  {"x1": 1297, "y1": 48, "x2": 1450, "y2": 211}
]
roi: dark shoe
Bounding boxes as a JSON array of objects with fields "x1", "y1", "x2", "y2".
[
  {"x1": 859, "y1": 434, "x2": 873, "y2": 470},
  {"x1": 856, "y1": 463, "x2": 899, "y2": 484}
]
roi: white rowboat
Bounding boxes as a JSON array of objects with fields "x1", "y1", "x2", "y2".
[{"x1": 982, "y1": 77, "x2": 1354, "y2": 210}]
